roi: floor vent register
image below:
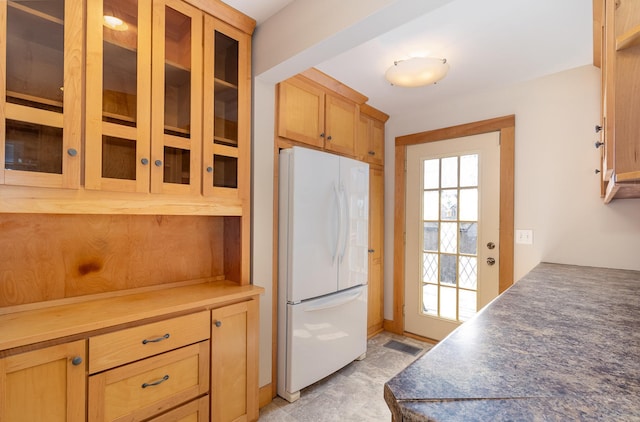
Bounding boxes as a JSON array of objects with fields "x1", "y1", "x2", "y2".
[{"x1": 383, "y1": 340, "x2": 423, "y2": 356}]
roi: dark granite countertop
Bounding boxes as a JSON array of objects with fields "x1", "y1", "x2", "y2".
[{"x1": 384, "y1": 263, "x2": 640, "y2": 421}]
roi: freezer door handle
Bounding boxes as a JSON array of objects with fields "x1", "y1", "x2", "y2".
[{"x1": 303, "y1": 287, "x2": 364, "y2": 312}]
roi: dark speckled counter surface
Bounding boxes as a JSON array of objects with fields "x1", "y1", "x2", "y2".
[{"x1": 384, "y1": 263, "x2": 640, "y2": 421}]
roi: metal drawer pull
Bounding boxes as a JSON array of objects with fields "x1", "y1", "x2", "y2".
[
  {"x1": 142, "y1": 333, "x2": 170, "y2": 344},
  {"x1": 141, "y1": 375, "x2": 169, "y2": 388}
]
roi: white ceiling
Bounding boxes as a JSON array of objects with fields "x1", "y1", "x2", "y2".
[{"x1": 224, "y1": 0, "x2": 594, "y2": 117}]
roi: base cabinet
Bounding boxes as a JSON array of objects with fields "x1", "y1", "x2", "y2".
[
  {"x1": 211, "y1": 299, "x2": 259, "y2": 422},
  {"x1": 0, "y1": 341, "x2": 86, "y2": 422},
  {"x1": 0, "y1": 283, "x2": 262, "y2": 422}
]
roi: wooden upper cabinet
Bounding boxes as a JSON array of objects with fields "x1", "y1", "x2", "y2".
[
  {"x1": 202, "y1": 16, "x2": 251, "y2": 200},
  {"x1": 598, "y1": 0, "x2": 640, "y2": 202},
  {"x1": 85, "y1": 0, "x2": 152, "y2": 193},
  {"x1": 0, "y1": 340, "x2": 86, "y2": 422},
  {"x1": 357, "y1": 104, "x2": 388, "y2": 167},
  {"x1": 0, "y1": 0, "x2": 82, "y2": 189},
  {"x1": 277, "y1": 76, "x2": 326, "y2": 148},
  {"x1": 324, "y1": 93, "x2": 358, "y2": 156}
]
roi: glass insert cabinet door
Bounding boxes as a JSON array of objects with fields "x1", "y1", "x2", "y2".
[
  {"x1": 85, "y1": 0, "x2": 152, "y2": 192},
  {"x1": 202, "y1": 17, "x2": 249, "y2": 199},
  {"x1": 1, "y1": 0, "x2": 82, "y2": 189},
  {"x1": 151, "y1": 0, "x2": 202, "y2": 195}
]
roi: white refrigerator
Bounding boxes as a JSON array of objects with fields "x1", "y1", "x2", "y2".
[{"x1": 278, "y1": 146, "x2": 369, "y2": 402}]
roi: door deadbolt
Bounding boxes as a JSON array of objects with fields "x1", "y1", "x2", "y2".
[
  {"x1": 487, "y1": 242, "x2": 495, "y2": 250},
  {"x1": 487, "y1": 257, "x2": 496, "y2": 266}
]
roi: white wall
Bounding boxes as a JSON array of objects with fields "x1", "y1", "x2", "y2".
[{"x1": 383, "y1": 64, "x2": 640, "y2": 319}]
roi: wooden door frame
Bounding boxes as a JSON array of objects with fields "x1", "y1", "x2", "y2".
[{"x1": 386, "y1": 115, "x2": 515, "y2": 336}]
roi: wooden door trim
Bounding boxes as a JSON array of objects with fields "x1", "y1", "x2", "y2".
[{"x1": 388, "y1": 115, "x2": 515, "y2": 335}]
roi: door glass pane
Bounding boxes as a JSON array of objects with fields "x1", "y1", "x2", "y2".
[
  {"x1": 423, "y1": 191, "x2": 439, "y2": 220},
  {"x1": 164, "y1": 7, "x2": 191, "y2": 137},
  {"x1": 423, "y1": 159, "x2": 439, "y2": 189},
  {"x1": 459, "y1": 188, "x2": 478, "y2": 221},
  {"x1": 103, "y1": 0, "x2": 138, "y2": 125},
  {"x1": 102, "y1": 136, "x2": 136, "y2": 179},
  {"x1": 213, "y1": 155, "x2": 238, "y2": 188},
  {"x1": 6, "y1": 0, "x2": 65, "y2": 112},
  {"x1": 421, "y1": 153, "x2": 480, "y2": 323},
  {"x1": 422, "y1": 253, "x2": 438, "y2": 283},
  {"x1": 5, "y1": 120, "x2": 62, "y2": 174},
  {"x1": 423, "y1": 222, "x2": 438, "y2": 252},
  {"x1": 164, "y1": 147, "x2": 190, "y2": 184},
  {"x1": 440, "y1": 286, "x2": 457, "y2": 320},
  {"x1": 440, "y1": 156, "x2": 457, "y2": 188},
  {"x1": 460, "y1": 154, "x2": 478, "y2": 187}
]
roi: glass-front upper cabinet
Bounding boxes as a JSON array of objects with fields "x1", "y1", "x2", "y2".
[
  {"x1": 202, "y1": 17, "x2": 250, "y2": 199},
  {"x1": 1, "y1": 0, "x2": 82, "y2": 189},
  {"x1": 151, "y1": 0, "x2": 202, "y2": 195},
  {"x1": 85, "y1": 0, "x2": 151, "y2": 192}
]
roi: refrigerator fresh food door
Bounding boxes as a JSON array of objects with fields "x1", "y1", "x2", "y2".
[
  {"x1": 280, "y1": 147, "x2": 341, "y2": 302},
  {"x1": 337, "y1": 156, "x2": 369, "y2": 291},
  {"x1": 281, "y1": 285, "x2": 367, "y2": 399}
]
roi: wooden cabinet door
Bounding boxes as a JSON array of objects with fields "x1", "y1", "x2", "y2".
[
  {"x1": 324, "y1": 93, "x2": 357, "y2": 156},
  {"x1": 85, "y1": 0, "x2": 152, "y2": 192},
  {"x1": 357, "y1": 113, "x2": 385, "y2": 166},
  {"x1": 211, "y1": 299, "x2": 259, "y2": 422},
  {"x1": 0, "y1": 0, "x2": 82, "y2": 189},
  {"x1": 202, "y1": 16, "x2": 251, "y2": 200},
  {"x1": 367, "y1": 167, "x2": 384, "y2": 336},
  {"x1": 0, "y1": 340, "x2": 86, "y2": 422},
  {"x1": 151, "y1": 0, "x2": 203, "y2": 195},
  {"x1": 277, "y1": 77, "x2": 325, "y2": 148}
]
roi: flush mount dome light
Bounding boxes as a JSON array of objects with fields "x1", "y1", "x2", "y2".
[
  {"x1": 103, "y1": 15, "x2": 128, "y2": 31},
  {"x1": 385, "y1": 57, "x2": 449, "y2": 87}
]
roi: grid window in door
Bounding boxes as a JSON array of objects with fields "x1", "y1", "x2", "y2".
[{"x1": 422, "y1": 154, "x2": 478, "y2": 322}]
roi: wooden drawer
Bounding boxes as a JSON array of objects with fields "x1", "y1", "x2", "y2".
[
  {"x1": 89, "y1": 311, "x2": 210, "y2": 373},
  {"x1": 88, "y1": 341, "x2": 209, "y2": 422},
  {"x1": 147, "y1": 396, "x2": 209, "y2": 422}
]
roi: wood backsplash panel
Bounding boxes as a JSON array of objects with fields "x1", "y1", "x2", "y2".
[{"x1": 0, "y1": 214, "x2": 225, "y2": 307}]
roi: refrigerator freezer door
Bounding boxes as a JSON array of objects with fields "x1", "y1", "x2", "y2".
[
  {"x1": 337, "y1": 156, "x2": 369, "y2": 291},
  {"x1": 280, "y1": 285, "x2": 368, "y2": 400},
  {"x1": 281, "y1": 147, "x2": 341, "y2": 303}
]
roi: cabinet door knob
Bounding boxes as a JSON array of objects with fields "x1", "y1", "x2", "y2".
[
  {"x1": 141, "y1": 158, "x2": 149, "y2": 165},
  {"x1": 368, "y1": 151, "x2": 375, "y2": 155},
  {"x1": 67, "y1": 148, "x2": 78, "y2": 157},
  {"x1": 71, "y1": 356, "x2": 83, "y2": 366},
  {"x1": 154, "y1": 159, "x2": 162, "y2": 167},
  {"x1": 595, "y1": 141, "x2": 604, "y2": 149},
  {"x1": 320, "y1": 133, "x2": 325, "y2": 138},
  {"x1": 206, "y1": 166, "x2": 213, "y2": 173},
  {"x1": 214, "y1": 320, "x2": 222, "y2": 328},
  {"x1": 327, "y1": 135, "x2": 332, "y2": 141}
]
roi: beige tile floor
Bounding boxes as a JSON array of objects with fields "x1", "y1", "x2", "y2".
[{"x1": 259, "y1": 332, "x2": 433, "y2": 422}]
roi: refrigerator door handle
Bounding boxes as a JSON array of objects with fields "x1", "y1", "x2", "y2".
[
  {"x1": 339, "y1": 183, "x2": 350, "y2": 263},
  {"x1": 332, "y1": 182, "x2": 343, "y2": 264},
  {"x1": 303, "y1": 287, "x2": 364, "y2": 312}
]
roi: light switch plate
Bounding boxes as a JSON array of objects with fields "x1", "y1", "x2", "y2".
[{"x1": 515, "y1": 229, "x2": 533, "y2": 245}]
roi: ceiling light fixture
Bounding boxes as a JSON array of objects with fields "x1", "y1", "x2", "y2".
[
  {"x1": 385, "y1": 57, "x2": 449, "y2": 87},
  {"x1": 103, "y1": 15, "x2": 128, "y2": 31}
]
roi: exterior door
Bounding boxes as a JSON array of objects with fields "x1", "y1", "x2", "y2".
[{"x1": 404, "y1": 132, "x2": 500, "y2": 341}]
